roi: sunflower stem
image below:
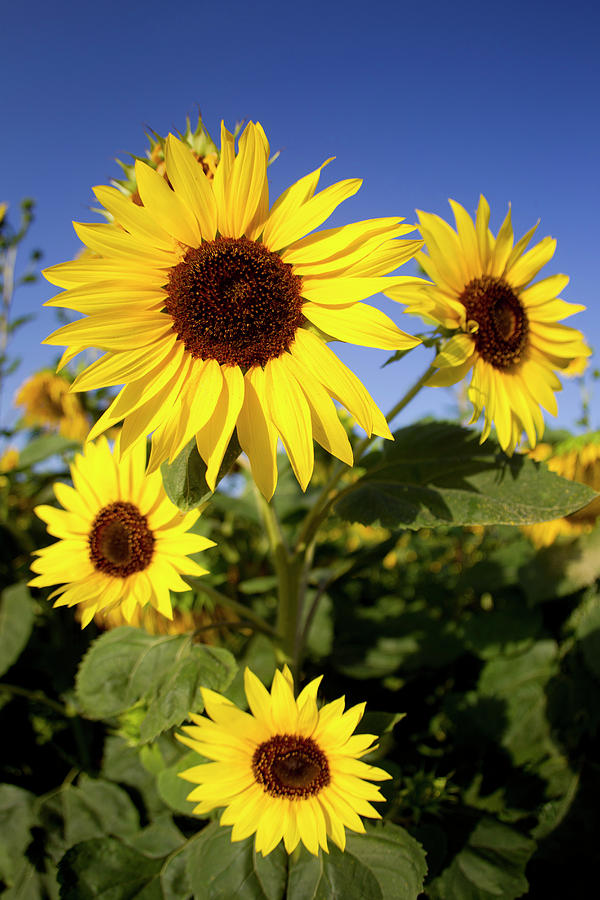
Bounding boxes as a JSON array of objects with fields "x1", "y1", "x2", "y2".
[
  {"x1": 0, "y1": 683, "x2": 72, "y2": 717},
  {"x1": 288, "y1": 362, "x2": 436, "y2": 675},
  {"x1": 253, "y1": 487, "x2": 303, "y2": 671}
]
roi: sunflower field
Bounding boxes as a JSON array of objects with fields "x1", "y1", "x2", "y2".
[{"x1": 1, "y1": 117, "x2": 599, "y2": 900}]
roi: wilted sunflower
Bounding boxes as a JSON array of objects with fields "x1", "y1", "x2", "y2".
[
  {"x1": 178, "y1": 666, "x2": 391, "y2": 857},
  {"x1": 16, "y1": 370, "x2": 90, "y2": 441},
  {"x1": 522, "y1": 433, "x2": 600, "y2": 546},
  {"x1": 30, "y1": 435, "x2": 214, "y2": 627},
  {"x1": 386, "y1": 196, "x2": 590, "y2": 454},
  {"x1": 42, "y1": 121, "x2": 421, "y2": 498}
]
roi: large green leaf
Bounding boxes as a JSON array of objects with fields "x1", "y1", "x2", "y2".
[
  {"x1": 185, "y1": 821, "x2": 426, "y2": 900},
  {"x1": 58, "y1": 837, "x2": 163, "y2": 899},
  {"x1": 334, "y1": 422, "x2": 596, "y2": 529},
  {"x1": 161, "y1": 434, "x2": 241, "y2": 511},
  {"x1": 186, "y1": 823, "x2": 287, "y2": 900},
  {"x1": 40, "y1": 775, "x2": 140, "y2": 851},
  {"x1": 157, "y1": 750, "x2": 207, "y2": 815},
  {"x1": 287, "y1": 823, "x2": 427, "y2": 900},
  {"x1": 101, "y1": 736, "x2": 171, "y2": 820},
  {"x1": 124, "y1": 815, "x2": 186, "y2": 859},
  {"x1": 477, "y1": 641, "x2": 559, "y2": 768},
  {"x1": 576, "y1": 592, "x2": 600, "y2": 682},
  {"x1": 75, "y1": 627, "x2": 237, "y2": 742},
  {"x1": 428, "y1": 817, "x2": 536, "y2": 900},
  {"x1": 0, "y1": 784, "x2": 36, "y2": 886},
  {"x1": 0, "y1": 582, "x2": 35, "y2": 677}
]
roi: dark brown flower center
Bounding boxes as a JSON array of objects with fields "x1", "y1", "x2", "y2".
[
  {"x1": 89, "y1": 501, "x2": 155, "y2": 577},
  {"x1": 252, "y1": 734, "x2": 330, "y2": 799},
  {"x1": 164, "y1": 237, "x2": 304, "y2": 368},
  {"x1": 460, "y1": 275, "x2": 528, "y2": 370}
]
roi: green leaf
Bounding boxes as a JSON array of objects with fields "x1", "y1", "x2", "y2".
[
  {"x1": 334, "y1": 422, "x2": 597, "y2": 529},
  {"x1": 161, "y1": 434, "x2": 241, "y2": 511},
  {"x1": 336, "y1": 597, "x2": 465, "y2": 679},
  {"x1": 461, "y1": 602, "x2": 542, "y2": 660},
  {"x1": 0, "y1": 582, "x2": 35, "y2": 677},
  {"x1": 75, "y1": 627, "x2": 237, "y2": 742},
  {"x1": 0, "y1": 784, "x2": 36, "y2": 885},
  {"x1": 186, "y1": 823, "x2": 287, "y2": 900},
  {"x1": 428, "y1": 817, "x2": 536, "y2": 900},
  {"x1": 16, "y1": 434, "x2": 80, "y2": 469},
  {"x1": 41, "y1": 776, "x2": 140, "y2": 850},
  {"x1": 58, "y1": 837, "x2": 163, "y2": 899},
  {"x1": 157, "y1": 750, "x2": 206, "y2": 815},
  {"x1": 101, "y1": 736, "x2": 172, "y2": 820},
  {"x1": 287, "y1": 822, "x2": 427, "y2": 900},
  {"x1": 161, "y1": 839, "x2": 194, "y2": 900},
  {"x1": 477, "y1": 641, "x2": 559, "y2": 768},
  {"x1": 576, "y1": 593, "x2": 600, "y2": 681},
  {"x1": 124, "y1": 815, "x2": 185, "y2": 859}
]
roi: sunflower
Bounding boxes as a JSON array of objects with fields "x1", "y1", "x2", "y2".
[
  {"x1": 85, "y1": 595, "x2": 238, "y2": 641},
  {"x1": 113, "y1": 113, "x2": 219, "y2": 206},
  {"x1": 29, "y1": 435, "x2": 215, "y2": 627},
  {"x1": 522, "y1": 433, "x2": 600, "y2": 546},
  {"x1": 16, "y1": 370, "x2": 90, "y2": 441},
  {"x1": 386, "y1": 196, "x2": 590, "y2": 454},
  {"x1": 42, "y1": 121, "x2": 421, "y2": 498},
  {"x1": 178, "y1": 665, "x2": 391, "y2": 856}
]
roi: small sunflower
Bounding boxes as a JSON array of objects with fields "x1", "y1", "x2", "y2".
[
  {"x1": 522, "y1": 433, "x2": 600, "y2": 546},
  {"x1": 113, "y1": 113, "x2": 219, "y2": 205},
  {"x1": 29, "y1": 435, "x2": 215, "y2": 627},
  {"x1": 86, "y1": 596, "x2": 238, "y2": 641},
  {"x1": 42, "y1": 121, "x2": 421, "y2": 498},
  {"x1": 178, "y1": 666, "x2": 392, "y2": 857},
  {"x1": 0, "y1": 446, "x2": 19, "y2": 473},
  {"x1": 386, "y1": 196, "x2": 590, "y2": 454},
  {"x1": 16, "y1": 370, "x2": 90, "y2": 441}
]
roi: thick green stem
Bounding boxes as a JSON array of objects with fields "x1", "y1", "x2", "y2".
[{"x1": 253, "y1": 364, "x2": 436, "y2": 683}]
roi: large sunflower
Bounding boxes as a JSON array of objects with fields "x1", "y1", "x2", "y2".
[
  {"x1": 42, "y1": 121, "x2": 421, "y2": 498},
  {"x1": 29, "y1": 435, "x2": 214, "y2": 627},
  {"x1": 178, "y1": 666, "x2": 391, "y2": 856},
  {"x1": 386, "y1": 196, "x2": 590, "y2": 454},
  {"x1": 522, "y1": 433, "x2": 600, "y2": 546}
]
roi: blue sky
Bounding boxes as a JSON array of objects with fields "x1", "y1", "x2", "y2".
[{"x1": 2, "y1": 0, "x2": 599, "y2": 439}]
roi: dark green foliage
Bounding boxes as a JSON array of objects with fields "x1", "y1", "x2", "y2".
[
  {"x1": 75, "y1": 628, "x2": 237, "y2": 742},
  {"x1": 3, "y1": 423, "x2": 600, "y2": 897}
]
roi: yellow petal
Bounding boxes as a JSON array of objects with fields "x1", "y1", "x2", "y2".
[
  {"x1": 264, "y1": 177, "x2": 361, "y2": 253},
  {"x1": 303, "y1": 301, "x2": 420, "y2": 351},
  {"x1": 284, "y1": 353, "x2": 353, "y2": 466},
  {"x1": 164, "y1": 134, "x2": 218, "y2": 240},
  {"x1": 195, "y1": 365, "x2": 245, "y2": 490},
  {"x1": 134, "y1": 159, "x2": 202, "y2": 247},
  {"x1": 264, "y1": 355, "x2": 314, "y2": 491},
  {"x1": 236, "y1": 368, "x2": 278, "y2": 500}
]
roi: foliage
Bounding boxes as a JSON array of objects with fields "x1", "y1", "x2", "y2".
[{"x1": 2, "y1": 420, "x2": 600, "y2": 898}]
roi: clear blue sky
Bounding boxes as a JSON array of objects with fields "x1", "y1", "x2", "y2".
[{"x1": 2, "y1": 0, "x2": 598, "y2": 437}]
